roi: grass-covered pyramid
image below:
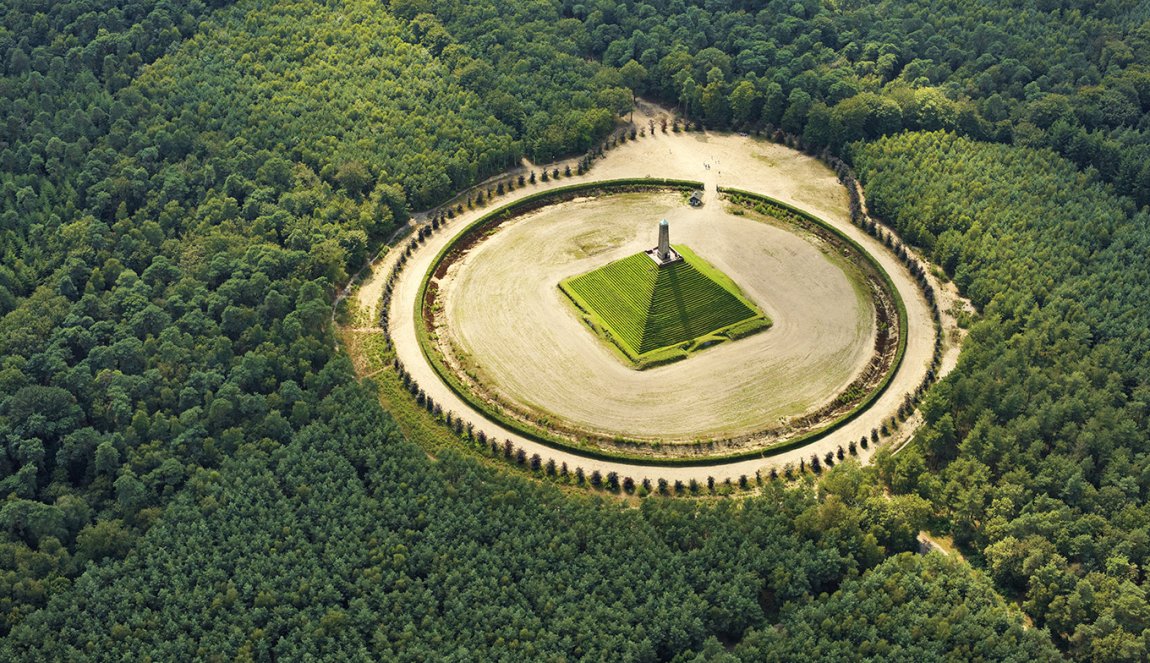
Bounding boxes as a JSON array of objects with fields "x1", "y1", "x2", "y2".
[{"x1": 560, "y1": 245, "x2": 770, "y2": 365}]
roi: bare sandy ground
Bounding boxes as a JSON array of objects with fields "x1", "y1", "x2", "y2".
[
  {"x1": 360, "y1": 104, "x2": 960, "y2": 482},
  {"x1": 440, "y1": 192, "x2": 875, "y2": 442},
  {"x1": 350, "y1": 257, "x2": 387, "y2": 326}
]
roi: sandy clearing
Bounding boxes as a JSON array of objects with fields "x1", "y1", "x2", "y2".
[
  {"x1": 360, "y1": 103, "x2": 959, "y2": 482},
  {"x1": 440, "y1": 192, "x2": 875, "y2": 442}
]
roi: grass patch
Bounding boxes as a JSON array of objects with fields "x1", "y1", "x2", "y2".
[{"x1": 560, "y1": 244, "x2": 770, "y2": 363}]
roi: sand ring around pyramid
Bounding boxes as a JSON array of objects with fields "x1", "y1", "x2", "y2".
[{"x1": 417, "y1": 183, "x2": 904, "y2": 461}]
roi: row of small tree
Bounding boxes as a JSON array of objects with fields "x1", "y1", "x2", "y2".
[
  {"x1": 835, "y1": 163, "x2": 946, "y2": 422},
  {"x1": 377, "y1": 110, "x2": 684, "y2": 334},
  {"x1": 716, "y1": 131, "x2": 953, "y2": 467},
  {"x1": 431, "y1": 151, "x2": 601, "y2": 220},
  {"x1": 826, "y1": 143, "x2": 950, "y2": 431},
  {"x1": 391, "y1": 341, "x2": 902, "y2": 494},
  {"x1": 375, "y1": 233, "x2": 425, "y2": 345},
  {"x1": 421, "y1": 110, "x2": 691, "y2": 228}
]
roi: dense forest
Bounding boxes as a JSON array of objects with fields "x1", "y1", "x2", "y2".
[
  {"x1": 856, "y1": 133, "x2": 1150, "y2": 660},
  {"x1": 559, "y1": 0, "x2": 1150, "y2": 206},
  {"x1": 2, "y1": 0, "x2": 1150, "y2": 659},
  {"x1": 0, "y1": 387, "x2": 1055, "y2": 659}
]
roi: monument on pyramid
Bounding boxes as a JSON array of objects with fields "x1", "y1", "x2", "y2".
[{"x1": 645, "y1": 219, "x2": 683, "y2": 266}]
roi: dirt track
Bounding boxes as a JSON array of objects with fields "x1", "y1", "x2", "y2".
[{"x1": 359, "y1": 104, "x2": 964, "y2": 482}]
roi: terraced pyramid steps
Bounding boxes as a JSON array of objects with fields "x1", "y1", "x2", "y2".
[{"x1": 560, "y1": 245, "x2": 771, "y2": 365}]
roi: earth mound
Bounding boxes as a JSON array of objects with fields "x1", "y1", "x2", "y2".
[{"x1": 561, "y1": 244, "x2": 769, "y2": 360}]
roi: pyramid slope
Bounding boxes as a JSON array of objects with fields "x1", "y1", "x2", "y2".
[
  {"x1": 563, "y1": 245, "x2": 763, "y2": 358},
  {"x1": 565, "y1": 253, "x2": 659, "y2": 355},
  {"x1": 638, "y1": 255, "x2": 757, "y2": 353}
]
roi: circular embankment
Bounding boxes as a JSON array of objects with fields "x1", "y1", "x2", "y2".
[
  {"x1": 427, "y1": 184, "x2": 902, "y2": 462},
  {"x1": 368, "y1": 123, "x2": 960, "y2": 482}
]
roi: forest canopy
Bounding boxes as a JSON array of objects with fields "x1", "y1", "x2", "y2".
[
  {"x1": 856, "y1": 132, "x2": 1150, "y2": 659},
  {"x1": 2, "y1": 0, "x2": 1150, "y2": 659}
]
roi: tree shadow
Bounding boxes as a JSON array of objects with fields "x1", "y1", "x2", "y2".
[{"x1": 664, "y1": 265, "x2": 691, "y2": 336}]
